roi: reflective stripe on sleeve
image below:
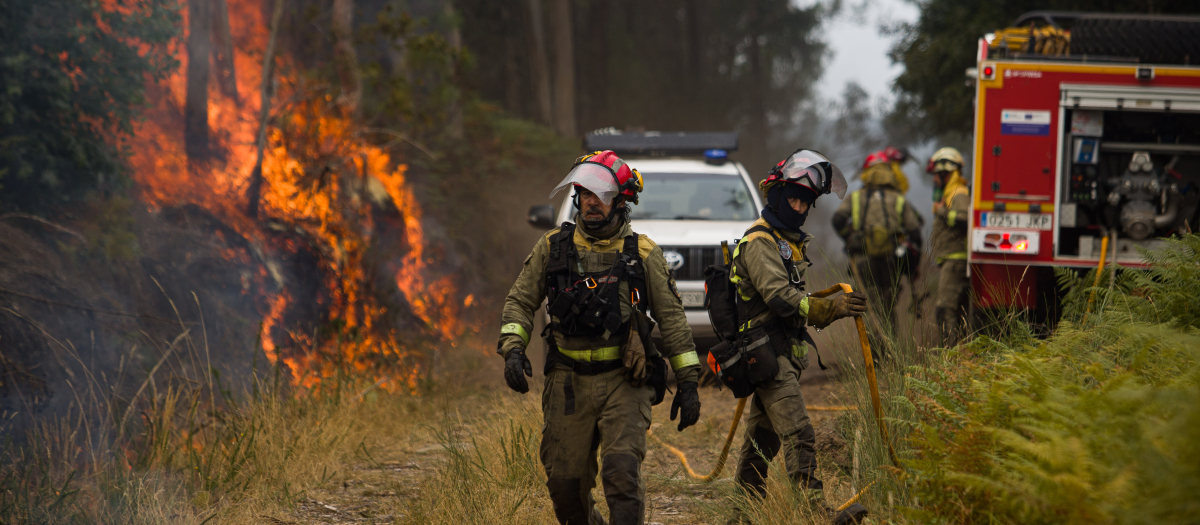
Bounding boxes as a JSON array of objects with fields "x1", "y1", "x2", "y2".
[
  {"x1": 936, "y1": 252, "x2": 968, "y2": 264},
  {"x1": 799, "y1": 295, "x2": 810, "y2": 317},
  {"x1": 559, "y1": 346, "x2": 621, "y2": 362},
  {"x1": 670, "y1": 351, "x2": 700, "y2": 370},
  {"x1": 500, "y1": 323, "x2": 530, "y2": 346},
  {"x1": 851, "y1": 191, "x2": 862, "y2": 230},
  {"x1": 947, "y1": 210, "x2": 957, "y2": 227}
]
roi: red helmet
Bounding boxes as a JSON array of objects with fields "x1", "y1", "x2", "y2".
[
  {"x1": 549, "y1": 150, "x2": 644, "y2": 205},
  {"x1": 761, "y1": 149, "x2": 847, "y2": 199},
  {"x1": 862, "y1": 146, "x2": 909, "y2": 169}
]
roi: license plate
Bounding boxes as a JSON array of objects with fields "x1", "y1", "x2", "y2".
[
  {"x1": 681, "y1": 291, "x2": 705, "y2": 308},
  {"x1": 980, "y1": 212, "x2": 1052, "y2": 230}
]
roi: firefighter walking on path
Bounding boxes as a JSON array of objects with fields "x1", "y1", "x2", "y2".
[
  {"x1": 831, "y1": 153, "x2": 924, "y2": 337},
  {"x1": 497, "y1": 151, "x2": 702, "y2": 525},
  {"x1": 728, "y1": 150, "x2": 869, "y2": 523},
  {"x1": 927, "y1": 147, "x2": 971, "y2": 346}
]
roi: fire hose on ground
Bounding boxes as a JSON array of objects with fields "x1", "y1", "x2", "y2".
[{"x1": 647, "y1": 283, "x2": 900, "y2": 510}]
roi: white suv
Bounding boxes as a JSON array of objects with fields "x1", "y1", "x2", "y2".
[{"x1": 528, "y1": 132, "x2": 763, "y2": 344}]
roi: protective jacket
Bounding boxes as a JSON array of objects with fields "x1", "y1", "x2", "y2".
[
  {"x1": 498, "y1": 217, "x2": 701, "y2": 383},
  {"x1": 728, "y1": 217, "x2": 835, "y2": 500},
  {"x1": 729, "y1": 218, "x2": 838, "y2": 368},
  {"x1": 831, "y1": 164, "x2": 924, "y2": 257},
  {"x1": 931, "y1": 172, "x2": 970, "y2": 264}
]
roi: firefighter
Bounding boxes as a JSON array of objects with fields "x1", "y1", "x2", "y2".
[
  {"x1": 498, "y1": 151, "x2": 702, "y2": 525},
  {"x1": 861, "y1": 146, "x2": 911, "y2": 194},
  {"x1": 728, "y1": 149, "x2": 869, "y2": 524},
  {"x1": 927, "y1": 147, "x2": 970, "y2": 346},
  {"x1": 831, "y1": 151, "x2": 924, "y2": 334}
]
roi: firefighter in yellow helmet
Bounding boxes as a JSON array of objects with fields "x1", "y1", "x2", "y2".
[
  {"x1": 831, "y1": 150, "x2": 924, "y2": 341},
  {"x1": 498, "y1": 151, "x2": 702, "y2": 525},
  {"x1": 927, "y1": 147, "x2": 970, "y2": 346}
]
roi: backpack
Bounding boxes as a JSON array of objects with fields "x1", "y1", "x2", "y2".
[
  {"x1": 702, "y1": 225, "x2": 796, "y2": 398},
  {"x1": 853, "y1": 189, "x2": 906, "y2": 258}
]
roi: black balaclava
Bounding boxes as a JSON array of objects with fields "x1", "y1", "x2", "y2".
[
  {"x1": 762, "y1": 183, "x2": 817, "y2": 233},
  {"x1": 575, "y1": 193, "x2": 628, "y2": 237}
]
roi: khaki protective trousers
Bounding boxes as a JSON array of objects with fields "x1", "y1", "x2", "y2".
[
  {"x1": 733, "y1": 354, "x2": 821, "y2": 497},
  {"x1": 540, "y1": 366, "x2": 653, "y2": 525},
  {"x1": 935, "y1": 259, "x2": 969, "y2": 346}
]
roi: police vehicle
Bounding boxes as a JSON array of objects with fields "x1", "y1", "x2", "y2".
[{"x1": 528, "y1": 130, "x2": 763, "y2": 346}]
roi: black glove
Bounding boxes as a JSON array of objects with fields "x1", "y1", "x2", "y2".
[
  {"x1": 504, "y1": 350, "x2": 533, "y2": 394},
  {"x1": 670, "y1": 381, "x2": 701, "y2": 432},
  {"x1": 831, "y1": 291, "x2": 868, "y2": 320}
]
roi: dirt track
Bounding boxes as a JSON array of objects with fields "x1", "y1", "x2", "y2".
[{"x1": 273, "y1": 357, "x2": 857, "y2": 524}]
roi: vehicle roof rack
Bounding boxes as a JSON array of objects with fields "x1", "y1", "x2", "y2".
[{"x1": 582, "y1": 129, "x2": 738, "y2": 156}]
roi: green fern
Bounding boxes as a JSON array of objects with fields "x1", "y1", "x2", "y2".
[{"x1": 896, "y1": 234, "x2": 1200, "y2": 524}]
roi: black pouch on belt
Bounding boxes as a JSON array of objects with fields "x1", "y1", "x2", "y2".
[
  {"x1": 708, "y1": 340, "x2": 755, "y2": 398},
  {"x1": 740, "y1": 327, "x2": 779, "y2": 384}
]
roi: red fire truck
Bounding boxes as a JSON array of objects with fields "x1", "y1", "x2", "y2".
[{"x1": 967, "y1": 12, "x2": 1200, "y2": 319}]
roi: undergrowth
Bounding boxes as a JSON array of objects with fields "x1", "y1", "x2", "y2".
[{"x1": 898, "y1": 234, "x2": 1200, "y2": 523}]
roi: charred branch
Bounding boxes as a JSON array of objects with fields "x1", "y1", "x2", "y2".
[{"x1": 246, "y1": 0, "x2": 287, "y2": 219}]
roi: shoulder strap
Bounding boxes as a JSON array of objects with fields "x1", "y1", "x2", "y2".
[
  {"x1": 546, "y1": 222, "x2": 576, "y2": 273},
  {"x1": 876, "y1": 189, "x2": 892, "y2": 231},
  {"x1": 737, "y1": 224, "x2": 796, "y2": 272},
  {"x1": 851, "y1": 190, "x2": 862, "y2": 231},
  {"x1": 544, "y1": 222, "x2": 577, "y2": 304},
  {"x1": 620, "y1": 234, "x2": 648, "y2": 313}
]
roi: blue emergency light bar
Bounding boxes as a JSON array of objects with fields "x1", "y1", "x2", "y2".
[{"x1": 583, "y1": 130, "x2": 739, "y2": 156}]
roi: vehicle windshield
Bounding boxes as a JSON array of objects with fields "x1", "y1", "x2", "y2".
[{"x1": 626, "y1": 173, "x2": 757, "y2": 221}]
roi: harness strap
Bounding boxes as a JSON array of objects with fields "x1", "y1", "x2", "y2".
[{"x1": 851, "y1": 191, "x2": 862, "y2": 231}]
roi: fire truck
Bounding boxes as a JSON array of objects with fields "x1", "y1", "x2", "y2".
[{"x1": 967, "y1": 12, "x2": 1200, "y2": 319}]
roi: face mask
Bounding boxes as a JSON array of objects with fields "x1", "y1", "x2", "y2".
[{"x1": 766, "y1": 184, "x2": 814, "y2": 231}]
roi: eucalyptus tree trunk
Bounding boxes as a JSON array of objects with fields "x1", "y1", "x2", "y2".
[
  {"x1": 548, "y1": 0, "x2": 576, "y2": 137},
  {"x1": 211, "y1": 0, "x2": 238, "y2": 102},
  {"x1": 185, "y1": 0, "x2": 212, "y2": 164},
  {"x1": 332, "y1": 0, "x2": 361, "y2": 115},
  {"x1": 525, "y1": 0, "x2": 553, "y2": 126}
]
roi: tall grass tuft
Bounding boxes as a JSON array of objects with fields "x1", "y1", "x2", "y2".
[{"x1": 399, "y1": 395, "x2": 558, "y2": 524}]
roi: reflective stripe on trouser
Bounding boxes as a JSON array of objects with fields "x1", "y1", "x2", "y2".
[
  {"x1": 541, "y1": 367, "x2": 653, "y2": 525},
  {"x1": 734, "y1": 354, "x2": 821, "y2": 497}
]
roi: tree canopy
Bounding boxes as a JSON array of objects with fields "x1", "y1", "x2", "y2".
[
  {"x1": 0, "y1": 0, "x2": 179, "y2": 211},
  {"x1": 890, "y1": 0, "x2": 1198, "y2": 138}
]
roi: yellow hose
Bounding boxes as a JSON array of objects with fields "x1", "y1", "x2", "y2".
[
  {"x1": 648, "y1": 402, "x2": 856, "y2": 483},
  {"x1": 651, "y1": 282, "x2": 897, "y2": 488},
  {"x1": 810, "y1": 284, "x2": 900, "y2": 468},
  {"x1": 1084, "y1": 233, "x2": 1110, "y2": 318},
  {"x1": 648, "y1": 397, "x2": 747, "y2": 482}
]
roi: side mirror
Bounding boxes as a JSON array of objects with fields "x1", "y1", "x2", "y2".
[{"x1": 527, "y1": 204, "x2": 556, "y2": 229}]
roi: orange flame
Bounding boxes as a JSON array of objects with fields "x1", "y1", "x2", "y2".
[{"x1": 127, "y1": 0, "x2": 469, "y2": 390}]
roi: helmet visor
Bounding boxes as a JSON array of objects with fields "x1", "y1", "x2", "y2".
[
  {"x1": 549, "y1": 162, "x2": 621, "y2": 205},
  {"x1": 780, "y1": 150, "x2": 848, "y2": 199}
]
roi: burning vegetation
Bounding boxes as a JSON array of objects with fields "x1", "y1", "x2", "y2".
[{"x1": 128, "y1": 0, "x2": 474, "y2": 390}]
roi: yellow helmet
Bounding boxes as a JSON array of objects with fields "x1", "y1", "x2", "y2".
[{"x1": 926, "y1": 147, "x2": 964, "y2": 174}]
